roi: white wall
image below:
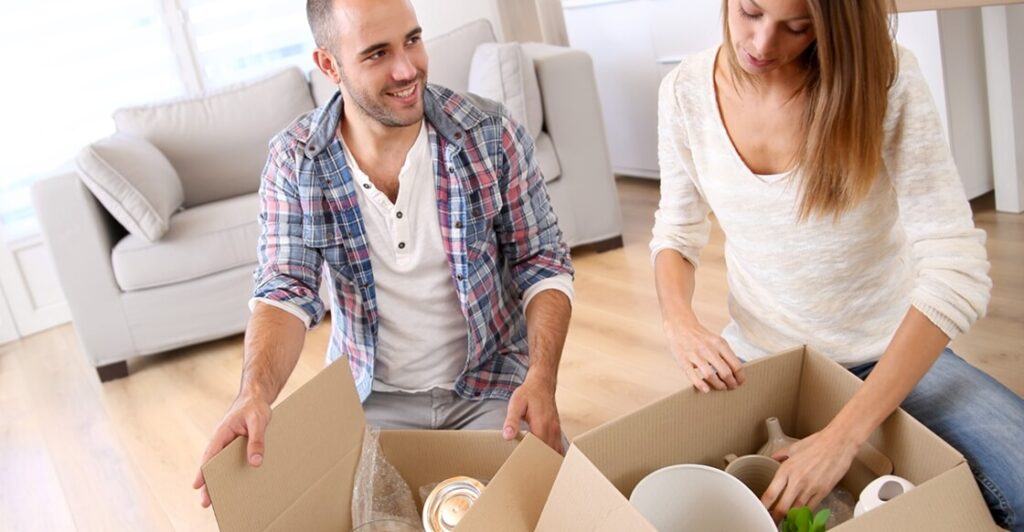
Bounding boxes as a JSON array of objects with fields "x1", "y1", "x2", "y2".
[
  {"x1": 564, "y1": 0, "x2": 996, "y2": 198},
  {"x1": 411, "y1": 0, "x2": 504, "y2": 40},
  {"x1": 984, "y1": 3, "x2": 1024, "y2": 212}
]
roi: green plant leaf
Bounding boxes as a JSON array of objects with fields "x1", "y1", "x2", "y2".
[
  {"x1": 794, "y1": 506, "x2": 813, "y2": 532},
  {"x1": 812, "y1": 508, "x2": 831, "y2": 531}
]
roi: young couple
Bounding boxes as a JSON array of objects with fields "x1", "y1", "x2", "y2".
[{"x1": 195, "y1": 0, "x2": 1023, "y2": 528}]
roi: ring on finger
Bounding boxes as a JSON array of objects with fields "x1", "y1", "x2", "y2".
[{"x1": 694, "y1": 364, "x2": 717, "y2": 379}]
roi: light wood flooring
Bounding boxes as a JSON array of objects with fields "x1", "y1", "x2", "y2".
[{"x1": 1, "y1": 178, "x2": 1020, "y2": 531}]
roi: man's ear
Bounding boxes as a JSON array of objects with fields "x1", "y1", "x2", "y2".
[{"x1": 313, "y1": 48, "x2": 342, "y2": 85}]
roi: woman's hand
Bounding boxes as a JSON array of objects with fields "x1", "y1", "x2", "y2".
[
  {"x1": 664, "y1": 320, "x2": 745, "y2": 392},
  {"x1": 761, "y1": 427, "x2": 861, "y2": 521}
]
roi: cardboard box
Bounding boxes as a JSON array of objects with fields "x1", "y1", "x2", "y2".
[
  {"x1": 205, "y1": 346, "x2": 1001, "y2": 531},
  {"x1": 534, "y1": 346, "x2": 1001, "y2": 531},
  {"x1": 202, "y1": 359, "x2": 563, "y2": 532}
]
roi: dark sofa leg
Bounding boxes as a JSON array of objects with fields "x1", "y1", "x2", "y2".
[
  {"x1": 590, "y1": 235, "x2": 624, "y2": 253},
  {"x1": 97, "y1": 361, "x2": 129, "y2": 382}
]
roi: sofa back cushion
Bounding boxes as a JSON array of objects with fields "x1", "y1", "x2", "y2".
[
  {"x1": 309, "y1": 69, "x2": 337, "y2": 109},
  {"x1": 113, "y1": 67, "x2": 314, "y2": 207},
  {"x1": 75, "y1": 133, "x2": 184, "y2": 242},
  {"x1": 468, "y1": 42, "x2": 544, "y2": 139},
  {"x1": 424, "y1": 18, "x2": 497, "y2": 92}
]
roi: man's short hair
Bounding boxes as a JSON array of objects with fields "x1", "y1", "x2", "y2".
[{"x1": 306, "y1": 0, "x2": 335, "y2": 51}]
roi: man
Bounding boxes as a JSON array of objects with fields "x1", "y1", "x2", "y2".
[{"x1": 192, "y1": 0, "x2": 574, "y2": 507}]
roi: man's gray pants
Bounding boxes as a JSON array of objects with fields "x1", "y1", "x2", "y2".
[{"x1": 362, "y1": 387, "x2": 568, "y2": 451}]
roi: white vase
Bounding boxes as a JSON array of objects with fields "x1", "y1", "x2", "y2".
[{"x1": 758, "y1": 417, "x2": 799, "y2": 457}]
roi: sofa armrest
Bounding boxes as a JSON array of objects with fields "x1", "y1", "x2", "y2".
[
  {"x1": 31, "y1": 168, "x2": 136, "y2": 367},
  {"x1": 522, "y1": 43, "x2": 623, "y2": 247}
]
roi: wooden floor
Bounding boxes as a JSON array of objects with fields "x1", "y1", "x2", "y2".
[{"x1": 1, "y1": 178, "x2": 1020, "y2": 531}]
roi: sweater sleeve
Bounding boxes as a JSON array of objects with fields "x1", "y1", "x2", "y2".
[
  {"x1": 883, "y1": 48, "x2": 992, "y2": 339},
  {"x1": 649, "y1": 65, "x2": 712, "y2": 267}
]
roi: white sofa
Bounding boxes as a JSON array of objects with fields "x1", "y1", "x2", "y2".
[{"x1": 32, "y1": 19, "x2": 622, "y2": 381}]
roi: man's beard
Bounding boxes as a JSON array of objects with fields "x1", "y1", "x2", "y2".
[{"x1": 340, "y1": 69, "x2": 427, "y2": 128}]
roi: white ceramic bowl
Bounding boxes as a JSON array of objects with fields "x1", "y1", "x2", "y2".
[{"x1": 629, "y1": 464, "x2": 777, "y2": 531}]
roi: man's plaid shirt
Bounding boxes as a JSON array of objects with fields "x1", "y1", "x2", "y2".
[{"x1": 252, "y1": 84, "x2": 574, "y2": 402}]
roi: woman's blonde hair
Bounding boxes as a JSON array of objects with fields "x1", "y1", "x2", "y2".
[{"x1": 722, "y1": 0, "x2": 898, "y2": 220}]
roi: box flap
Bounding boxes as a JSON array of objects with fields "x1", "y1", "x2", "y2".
[
  {"x1": 203, "y1": 358, "x2": 366, "y2": 532},
  {"x1": 571, "y1": 346, "x2": 805, "y2": 496},
  {"x1": 835, "y1": 463, "x2": 999, "y2": 531},
  {"x1": 456, "y1": 433, "x2": 563, "y2": 532},
  {"x1": 535, "y1": 446, "x2": 655, "y2": 532}
]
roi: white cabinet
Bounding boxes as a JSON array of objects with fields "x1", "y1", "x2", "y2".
[
  {"x1": 563, "y1": 0, "x2": 662, "y2": 177},
  {"x1": 0, "y1": 234, "x2": 71, "y2": 341},
  {"x1": 896, "y1": 9, "x2": 994, "y2": 200},
  {"x1": 564, "y1": 0, "x2": 995, "y2": 200},
  {"x1": 0, "y1": 284, "x2": 18, "y2": 345}
]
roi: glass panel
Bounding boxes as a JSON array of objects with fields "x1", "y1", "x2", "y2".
[
  {"x1": 0, "y1": 0, "x2": 184, "y2": 243},
  {"x1": 183, "y1": 0, "x2": 315, "y2": 88}
]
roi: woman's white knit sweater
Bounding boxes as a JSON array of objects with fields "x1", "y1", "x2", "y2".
[{"x1": 650, "y1": 47, "x2": 991, "y2": 366}]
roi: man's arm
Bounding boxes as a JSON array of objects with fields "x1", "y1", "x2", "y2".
[
  {"x1": 192, "y1": 303, "x2": 306, "y2": 507},
  {"x1": 491, "y1": 109, "x2": 576, "y2": 452},
  {"x1": 503, "y1": 289, "x2": 571, "y2": 453},
  {"x1": 193, "y1": 131, "x2": 324, "y2": 507},
  {"x1": 238, "y1": 302, "x2": 309, "y2": 405}
]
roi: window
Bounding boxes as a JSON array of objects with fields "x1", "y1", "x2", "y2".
[
  {"x1": 0, "y1": 0, "x2": 315, "y2": 244},
  {"x1": 182, "y1": 0, "x2": 316, "y2": 89},
  {"x1": 0, "y1": 0, "x2": 184, "y2": 244}
]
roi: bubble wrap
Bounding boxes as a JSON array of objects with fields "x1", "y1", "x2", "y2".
[{"x1": 351, "y1": 426, "x2": 421, "y2": 532}]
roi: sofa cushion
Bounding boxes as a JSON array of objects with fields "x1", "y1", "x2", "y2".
[
  {"x1": 309, "y1": 69, "x2": 337, "y2": 109},
  {"x1": 468, "y1": 42, "x2": 544, "y2": 140},
  {"x1": 113, "y1": 68, "x2": 315, "y2": 208},
  {"x1": 425, "y1": 19, "x2": 498, "y2": 92},
  {"x1": 535, "y1": 132, "x2": 561, "y2": 184},
  {"x1": 75, "y1": 133, "x2": 184, "y2": 242},
  {"x1": 111, "y1": 193, "x2": 260, "y2": 291}
]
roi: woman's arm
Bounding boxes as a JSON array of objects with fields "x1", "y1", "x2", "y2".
[
  {"x1": 652, "y1": 62, "x2": 744, "y2": 391},
  {"x1": 655, "y1": 249, "x2": 745, "y2": 391},
  {"x1": 761, "y1": 48, "x2": 992, "y2": 521},
  {"x1": 761, "y1": 308, "x2": 947, "y2": 519}
]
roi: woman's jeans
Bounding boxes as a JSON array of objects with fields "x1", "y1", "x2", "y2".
[{"x1": 848, "y1": 348, "x2": 1024, "y2": 531}]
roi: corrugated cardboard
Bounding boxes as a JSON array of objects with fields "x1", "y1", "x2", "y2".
[
  {"x1": 535, "y1": 446, "x2": 654, "y2": 532},
  {"x1": 456, "y1": 433, "x2": 563, "y2": 531},
  {"x1": 535, "y1": 346, "x2": 1000, "y2": 531},
  {"x1": 202, "y1": 359, "x2": 563, "y2": 532}
]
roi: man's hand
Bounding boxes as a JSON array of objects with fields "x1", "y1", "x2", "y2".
[
  {"x1": 192, "y1": 393, "x2": 273, "y2": 508},
  {"x1": 502, "y1": 373, "x2": 563, "y2": 454}
]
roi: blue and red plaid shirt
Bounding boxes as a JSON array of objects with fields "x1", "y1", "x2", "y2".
[{"x1": 252, "y1": 84, "x2": 574, "y2": 402}]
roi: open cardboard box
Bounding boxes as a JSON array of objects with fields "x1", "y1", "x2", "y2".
[
  {"x1": 534, "y1": 346, "x2": 1001, "y2": 531},
  {"x1": 202, "y1": 358, "x2": 564, "y2": 532},
  {"x1": 205, "y1": 346, "x2": 1001, "y2": 531}
]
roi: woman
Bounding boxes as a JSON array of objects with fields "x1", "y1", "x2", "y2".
[{"x1": 651, "y1": 0, "x2": 1024, "y2": 528}]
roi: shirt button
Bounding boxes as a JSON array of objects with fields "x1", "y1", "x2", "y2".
[
  {"x1": 454, "y1": 221, "x2": 463, "y2": 229},
  {"x1": 454, "y1": 132, "x2": 463, "y2": 140},
  {"x1": 472, "y1": 208, "x2": 482, "y2": 217},
  {"x1": 447, "y1": 166, "x2": 455, "y2": 174},
  {"x1": 396, "y1": 211, "x2": 403, "y2": 219},
  {"x1": 398, "y1": 242, "x2": 406, "y2": 249},
  {"x1": 362, "y1": 183, "x2": 371, "y2": 189},
  {"x1": 456, "y1": 274, "x2": 465, "y2": 281}
]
